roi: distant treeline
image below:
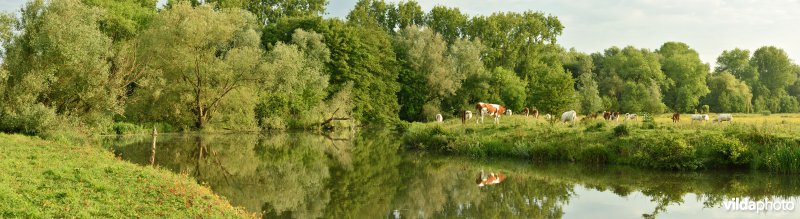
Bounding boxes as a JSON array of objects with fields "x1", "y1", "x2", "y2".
[{"x1": 0, "y1": 0, "x2": 797, "y2": 135}]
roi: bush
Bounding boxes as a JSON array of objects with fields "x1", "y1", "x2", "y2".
[
  {"x1": 584, "y1": 121, "x2": 607, "y2": 132},
  {"x1": 613, "y1": 124, "x2": 629, "y2": 137},
  {"x1": 701, "y1": 105, "x2": 710, "y2": 113},
  {"x1": 627, "y1": 135, "x2": 702, "y2": 170},
  {"x1": 0, "y1": 103, "x2": 57, "y2": 136},
  {"x1": 640, "y1": 114, "x2": 657, "y2": 129},
  {"x1": 760, "y1": 110, "x2": 771, "y2": 116},
  {"x1": 110, "y1": 122, "x2": 143, "y2": 135}
]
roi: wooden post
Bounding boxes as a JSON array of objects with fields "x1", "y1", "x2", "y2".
[{"x1": 150, "y1": 127, "x2": 158, "y2": 166}]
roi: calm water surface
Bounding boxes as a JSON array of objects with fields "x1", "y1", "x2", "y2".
[{"x1": 102, "y1": 130, "x2": 800, "y2": 218}]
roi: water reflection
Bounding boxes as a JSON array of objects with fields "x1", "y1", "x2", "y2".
[{"x1": 103, "y1": 131, "x2": 800, "y2": 218}]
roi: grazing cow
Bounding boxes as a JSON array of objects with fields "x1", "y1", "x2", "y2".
[
  {"x1": 714, "y1": 114, "x2": 733, "y2": 123},
  {"x1": 532, "y1": 109, "x2": 540, "y2": 119},
  {"x1": 672, "y1": 112, "x2": 680, "y2": 123},
  {"x1": 506, "y1": 109, "x2": 513, "y2": 116},
  {"x1": 624, "y1": 113, "x2": 637, "y2": 121},
  {"x1": 435, "y1": 114, "x2": 443, "y2": 123},
  {"x1": 543, "y1": 114, "x2": 552, "y2": 120},
  {"x1": 561, "y1": 110, "x2": 578, "y2": 124},
  {"x1": 476, "y1": 170, "x2": 507, "y2": 187},
  {"x1": 523, "y1": 107, "x2": 530, "y2": 117},
  {"x1": 589, "y1": 112, "x2": 598, "y2": 119},
  {"x1": 475, "y1": 102, "x2": 507, "y2": 124},
  {"x1": 461, "y1": 110, "x2": 473, "y2": 124},
  {"x1": 690, "y1": 114, "x2": 709, "y2": 123},
  {"x1": 603, "y1": 111, "x2": 611, "y2": 120}
]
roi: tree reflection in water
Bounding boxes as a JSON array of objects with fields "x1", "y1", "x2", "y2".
[{"x1": 105, "y1": 131, "x2": 800, "y2": 218}]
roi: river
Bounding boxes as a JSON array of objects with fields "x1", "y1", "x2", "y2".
[{"x1": 102, "y1": 130, "x2": 800, "y2": 218}]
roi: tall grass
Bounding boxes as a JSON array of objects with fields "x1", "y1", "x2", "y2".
[{"x1": 403, "y1": 114, "x2": 800, "y2": 173}]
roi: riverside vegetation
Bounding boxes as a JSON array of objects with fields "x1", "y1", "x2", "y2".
[{"x1": 404, "y1": 113, "x2": 800, "y2": 173}]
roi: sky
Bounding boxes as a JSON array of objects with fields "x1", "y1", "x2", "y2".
[{"x1": 2, "y1": 0, "x2": 798, "y2": 67}]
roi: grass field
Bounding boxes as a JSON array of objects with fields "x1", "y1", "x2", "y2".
[
  {"x1": 0, "y1": 134, "x2": 251, "y2": 218},
  {"x1": 403, "y1": 113, "x2": 800, "y2": 172}
]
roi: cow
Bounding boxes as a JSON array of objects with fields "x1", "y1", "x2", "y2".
[
  {"x1": 543, "y1": 114, "x2": 553, "y2": 120},
  {"x1": 603, "y1": 111, "x2": 611, "y2": 120},
  {"x1": 435, "y1": 114, "x2": 443, "y2": 123},
  {"x1": 671, "y1": 112, "x2": 680, "y2": 123},
  {"x1": 475, "y1": 102, "x2": 507, "y2": 124},
  {"x1": 532, "y1": 109, "x2": 540, "y2": 119},
  {"x1": 624, "y1": 113, "x2": 637, "y2": 121},
  {"x1": 476, "y1": 170, "x2": 507, "y2": 187},
  {"x1": 690, "y1": 114, "x2": 709, "y2": 123},
  {"x1": 522, "y1": 107, "x2": 530, "y2": 117},
  {"x1": 589, "y1": 112, "x2": 599, "y2": 119},
  {"x1": 461, "y1": 110, "x2": 473, "y2": 124},
  {"x1": 561, "y1": 110, "x2": 578, "y2": 124},
  {"x1": 506, "y1": 109, "x2": 513, "y2": 116},
  {"x1": 714, "y1": 114, "x2": 733, "y2": 123}
]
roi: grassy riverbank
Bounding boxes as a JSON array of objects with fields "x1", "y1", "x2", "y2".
[
  {"x1": 0, "y1": 134, "x2": 251, "y2": 218},
  {"x1": 404, "y1": 113, "x2": 800, "y2": 172}
]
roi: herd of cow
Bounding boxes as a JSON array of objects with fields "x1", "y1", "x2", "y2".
[{"x1": 432, "y1": 102, "x2": 736, "y2": 125}]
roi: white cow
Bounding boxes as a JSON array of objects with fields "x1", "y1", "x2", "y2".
[
  {"x1": 714, "y1": 114, "x2": 733, "y2": 123},
  {"x1": 435, "y1": 114, "x2": 443, "y2": 123},
  {"x1": 505, "y1": 109, "x2": 513, "y2": 116},
  {"x1": 624, "y1": 113, "x2": 637, "y2": 121},
  {"x1": 561, "y1": 110, "x2": 578, "y2": 124},
  {"x1": 543, "y1": 114, "x2": 553, "y2": 120},
  {"x1": 465, "y1": 111, "x2": 473, "y2": 120},
  {"x1": 690, "y1": 114, "x2": 709, "y2": 123}
]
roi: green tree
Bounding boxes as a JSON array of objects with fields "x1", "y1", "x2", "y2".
[
  {"x1": 576, "y1": 72, "x2": 603, "y2": 114},
  {"x1": 466, "y1": 11, "x2": 563, "y2": 70},
  {"x1": 594, "y1": 46, "x2": 666, "y2": 112},
  {"x1": 236, "y1": 0, "x2": 328, "y2": 26},
  {"x1": 130, "y1": 2, "x2": 264, "y2": 129},
  {"x1": 703, "y1": 72, "x2": 752, "y2": 113},
  {"x1": 443, "y1": 38, "x2": 492, "y2": 113},
  {"x1": 82, "y1": 0, "x2": 156, "y2": 41},
  {"x1": 424, "y1": 6, "x2": 467, "y2": 44},
  {"x1": 751, "y1": 46, "x2": 796, "y2": 93},
  {"x1": 527, "y1": 65, "x2": 576, "y2": 114},
  {"x1": 394, "y1": 26, "x2": 461, "y2": 121},
  {"x1": 1, "y1": 0, "x2": 118, "y2": 133},
  {"x1": 491, "y1": 67, "x2": 527, "y2": 112},
  {"x1": 715, "y1": 48, "x2": 757, "y2": 83},
  {"x1": 325, "y1": 20, "x2": 400, "y2": 124},
  {"x1": 657, "y1": 42, "x2": 710, "y2": 112},
  {"x1": 256, "y1": 29, "x2": 332, "y2": 129},
  {"x1": 389, "y1": 0, "x2": 424, "y2": 29}
]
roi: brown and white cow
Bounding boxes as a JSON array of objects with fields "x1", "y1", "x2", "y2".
[
  {"x1": 522, "y1": 107, "x2": 530, "y2": 117},
  {"x1": 475, "y1": 102, "x2": 507, "y2": 124},
  {"x1": 475, "y1": 171, "x2": 507, "y2": 187},
  {"x1": 532, "y1": 109, "x2": 539, "y2": 119}
]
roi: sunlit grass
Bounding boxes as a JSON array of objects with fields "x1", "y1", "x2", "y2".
[{"x1": 0, "y1": 134, "x2": 252, "y2": 218}]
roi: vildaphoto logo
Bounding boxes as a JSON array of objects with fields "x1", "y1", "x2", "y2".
[{"x1": 723, "y1": 198, "x2": 795, "y2": 213}]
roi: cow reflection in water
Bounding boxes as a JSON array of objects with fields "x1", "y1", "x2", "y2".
[{"x1": 475, "y1": 170, "x2": 506, "y2": 187}]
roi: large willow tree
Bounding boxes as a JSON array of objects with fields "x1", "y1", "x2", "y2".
[{"x1": 130, "y1": 2, "x2": 264, "y2": 129}]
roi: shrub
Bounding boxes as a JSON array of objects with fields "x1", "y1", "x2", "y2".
[
  {"x1": 627, "y1": 135, "x2": 702, "y2": 170},
  {"x1": 0, "y1": 103, "x2": 57, "y2": 136},
  {"x1": 110, "y1": 122, "x2": 143, "y2": 135},
  {"x1": 640, "y1": 114, "x2": 657, "y2": 129},
  {"x1": 760, "y1": 110, "x2": 771, "y2": 116},
  {"x1": 701, "y1": 105, "x2": 710, "y2": 113},
  {"x1": 613, "y1": 124, "x2": 629, "y2": 137}
]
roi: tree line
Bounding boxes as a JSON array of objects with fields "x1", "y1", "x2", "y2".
[{"x1": 0, "y1": 0, "x2": 798, "y2": 134}]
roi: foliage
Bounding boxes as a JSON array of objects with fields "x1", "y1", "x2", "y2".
[
  {"x1": 1, "y1": 0, "x2": 119, "y2": 134},
  {"x1": 128, "y1": 2, "x2": 263, "y2": 129},
  {"x1": 394, "y1": 26, "x2": 460, "y2": 121},
  {"x1": 704, "y1": 72, "x2": 752, "y2": 113},
  {"x1": 491, "y1": 67, "x2": 527, "y2": 113},
  {"x1": 324, "y1": 19, "x2": 400, "y2": 124},
  {"x1": 657, "y1": 42, "x2": 710, "y2": 112}
]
